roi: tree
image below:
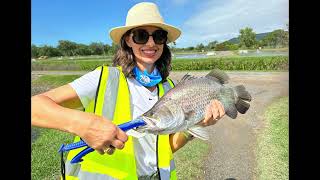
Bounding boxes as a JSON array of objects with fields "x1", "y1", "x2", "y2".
[
  {"x1": 207, "y1": 40, "x2": 218, "y2": 50},
  {"x1": 261, "y1": 29, "x2": 289, "y2": 48},
  {"x1": 215, "y1": 43, "x2": 227, "y2": 51},
  {"x1": 31, "y1": 44, "x2": 39, "y2": 58},
  {"x1": 108, "y1": 42, "x2": 119, "y2": 55},
  {"x1": 239, "y1": 27, "x2": 257, "y2": 48},
  {"x1": 89, "y1": 42, "x2": 105, "y2": 55},
  {"x1": 196, "y1": 43, "x2": 205, "y2": 51},
  {"x1": 57, "y1": 40, "x2": 78, "y2": 56},
  {"x1": 186, "y1": 46, "x2": 194, "y2": 51},
  {"x1": 38, "y1": 45, "x2": 62, "y2": 57},
  {"x1": 104, "y1": 44, "x2": 111, "y2": 55},
  {"x1": 75, "y1": 44, "x2": 91, "y2": 56}
]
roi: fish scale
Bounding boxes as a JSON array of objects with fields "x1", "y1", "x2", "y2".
[{"x1": 136, "y1": 69, "x2": 252, "y2": 137}]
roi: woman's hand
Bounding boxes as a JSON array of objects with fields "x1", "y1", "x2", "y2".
[
  {"x1": 31, "y1": 84, "x2": 128, "y2": 155},
  {"x1": 197, "y1": 99, "x2": 225, "y2": 127},
  {"x1": 79, "y1": 116, "x2": 128, "y2": 155}
]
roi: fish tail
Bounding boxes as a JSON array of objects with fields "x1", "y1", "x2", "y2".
[{"x1": 234, "y1": 85, "x2": 252, "y2": 114}]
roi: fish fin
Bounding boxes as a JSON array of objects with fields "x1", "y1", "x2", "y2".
[
  {"x1": 178, "y1": 73, "x2": 198, "y2": 83},
  {"x1": 225, "y1": 104, "x2": 238, "y2": 119},
  {"x1": 235, "y1": 99, "x2": 250, "y2": 114},
  {"x1": 187, "y1": 126, "x2": 209, "y2": 141},
  {"x1": 205, "y1": 69, "x2": 229, "y2": 84},
  {"x1": 234, "y1": 85, "x2": 252, "y2": 101},
  {"x1": 233, "y1": 84, "x2": 251, "y2": 114},
  {"x1": 126, "y1": 129, "x2": 147, "y2": 138}
]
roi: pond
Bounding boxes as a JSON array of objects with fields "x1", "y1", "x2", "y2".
[
  {"x1": 173, "y1": 50, "x2": 288, "y2": 59},
  {"x1": 238, "y1": 50, "x2": 288, "y2": 57}
]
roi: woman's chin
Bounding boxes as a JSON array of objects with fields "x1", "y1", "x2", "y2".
[{"x1": 137, "y1": 56, "x2": 160, "y2": 65}]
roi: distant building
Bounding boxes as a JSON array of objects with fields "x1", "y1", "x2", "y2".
[
  {"x1": 38, "y1": 56, "x2": 48, "y2": 60},
  {"x1": 206, "y1": 51, "x2": 216, "y2": 56},
  {"x1": 238, "y1": 50, "x2": 248, "y2": 54}
]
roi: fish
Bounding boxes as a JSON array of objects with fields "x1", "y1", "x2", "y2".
[{"x1": 134, "y1": 69, "x2": 252, "y2": 140}]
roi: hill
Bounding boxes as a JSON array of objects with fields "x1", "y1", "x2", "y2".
[{"x1": 227, "y1": 32, "x2": 270, "y2": 44}]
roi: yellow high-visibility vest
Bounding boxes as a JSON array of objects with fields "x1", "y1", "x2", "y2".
[{"x1": 64, "y1": 66, "x2": 177, "y2": 180}]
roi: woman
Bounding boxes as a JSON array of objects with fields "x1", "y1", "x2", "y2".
[{"x1": 31, "y1": 2, "x2": 225, "y2": 180}]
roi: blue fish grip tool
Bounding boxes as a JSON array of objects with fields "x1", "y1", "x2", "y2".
[{"x1": 58, "y1": 119, "x2": 146, "y2": 164}]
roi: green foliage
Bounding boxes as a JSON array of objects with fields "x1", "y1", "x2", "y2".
[
  {"x1": 57, "y1": 40, "x2": 78, "y2": 56},
  {"x1": 32, "y1": 56, "x2": 288, "y2": 71},
  {"x1": 32, "y1": 59, "x2": 112, "y2": 71},
  {"x1": 31, "y1": 44, "x2": 39, "y2": 58},
  {"x1": 256, "y1": 96, "x2": 288, "y2": 180},
  {"x1": 32, "y1": 45, "x2": 62, "y2": 58},
  {"x1": 33, "y1": 75, "x2": 81, "y2": 87},
  {"x1": 171, "y1": 56, "x2": 288, "y2": 71},
  {"x1": 239, "y1": 27, "x2": 257, "y2": 48},
  {"x1": 31, "y1": 127, "x2": 74, "y2": 180},
  {"x1": 195, "y1": 43, "x2": 205, "y2": 51},
  {"x1": 75, "y1": 44, "x2": 92, "y2": 56},
  {"x1": 32, "y1": 25, "x2": 288, "y2": 58},
  {"x1": 215, "y1": 41, "x2": 239, "y2": 51},
  {"x1": 108, "y1": 42, "x2": 120, "y2": 55},
  {"x1": 260, "y1": 29, "x2": 289, "y2": 48},
  {"x1": 207, "y1": 40, "x2": 218, "y2": 50},
  {"x1": 89, "y1": 42, "x2": 105, "y2": 55},
  {"x1": 175, "y1": 139, "x2": 209, "y2": 179}
]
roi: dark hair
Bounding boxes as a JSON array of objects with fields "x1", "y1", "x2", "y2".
[{"x1": 112, "y1": 30, "x2": 172, "y2": 81}]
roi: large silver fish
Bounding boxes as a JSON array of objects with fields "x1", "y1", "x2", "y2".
[{"x1": 135, "y1": 69, "x2": 252, "y2": 140}]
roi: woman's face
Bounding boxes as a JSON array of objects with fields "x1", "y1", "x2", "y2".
[{"x1": 125, "y1": 26, "x2": 165, "y2": 70}]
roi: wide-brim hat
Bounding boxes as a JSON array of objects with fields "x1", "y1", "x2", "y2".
[{"x1": 109, "y1": 2, "x2": 181, "y2": 45}]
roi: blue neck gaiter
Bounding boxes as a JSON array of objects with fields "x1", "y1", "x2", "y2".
[{"x1": 132, "y1": 66, "x2": 162, "y2": 87}]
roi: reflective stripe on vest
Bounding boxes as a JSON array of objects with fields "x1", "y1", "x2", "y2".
[{"x1": 65, "y1": 66, "x2": 176, "y2": 180}]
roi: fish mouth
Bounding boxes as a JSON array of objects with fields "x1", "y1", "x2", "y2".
[{"x1": 135, "y1": 116, "x2": 163, "y2": 133}]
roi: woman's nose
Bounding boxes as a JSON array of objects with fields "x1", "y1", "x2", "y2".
[{"x1": 145, "y1": 35, "x2": 156, "y2": 46}]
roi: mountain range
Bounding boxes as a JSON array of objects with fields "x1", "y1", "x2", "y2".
[{"x1": 227, "y1": 32, "x2": 270, "y2": 44}]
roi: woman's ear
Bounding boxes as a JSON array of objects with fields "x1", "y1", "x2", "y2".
[{"x1": 125, "y1": 35, "x2": 132, "y2": 48}]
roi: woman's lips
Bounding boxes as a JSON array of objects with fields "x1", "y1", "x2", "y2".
[{"x1": 142, "y1": 49, "x2": 157, "y2": 57}]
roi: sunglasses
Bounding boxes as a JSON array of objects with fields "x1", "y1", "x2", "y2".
[{"x1": 131, "y1": 29, "x2": 168, "y2": 45}]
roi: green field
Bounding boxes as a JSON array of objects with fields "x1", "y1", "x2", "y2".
[
  {"x1": 32, "y1": 55, "x2": 288, "y2": 71},
  {"x1": 255, "y1": 96, "x2": 289, "y2": 180}
]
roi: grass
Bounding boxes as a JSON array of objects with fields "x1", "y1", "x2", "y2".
[
  {"x1": 255, "y1": 96, "x2": 289, "y2": 180},
  {"x1": 174, "y1": 139, "x2": 210, "y2": 179},
  {"x1": 32, "y1": 75, "x2": 81, "y2": 180},
  {"x1": 32, "y1": 75, "x2": 81, "y2": 87},
  {"x1": 31, "y1": 127, "x2": 74, "y2": 180},
  {"x1": 32, "y1": 55, "x2": 288, "y2": 71}
]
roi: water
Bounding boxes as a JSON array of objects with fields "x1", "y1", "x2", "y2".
[
  {"x1": 239, "y1": 50, "x2": 288, "y2": 57},
  {"x1": 173, "y1": 50, "x2": 288, "y2": 59},
  {"x1": 174, "y1": 54, "x2": 208, "y2": 59}
]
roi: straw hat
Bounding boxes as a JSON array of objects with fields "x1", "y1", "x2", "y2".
[{"x1": 109, "y1": 2, "x2": 181, "y2": 45}]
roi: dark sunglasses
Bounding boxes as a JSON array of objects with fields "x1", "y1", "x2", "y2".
[{"x1": 131, "y1": 29, "x2": 168, "y2": 45}]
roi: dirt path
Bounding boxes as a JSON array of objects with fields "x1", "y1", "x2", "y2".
[
  {"x1": 31, "y1": 70, "x2": 288, "y2": 180},
  {"x1": 169, "y1": 71, "x2": 288, "y2": 180}
]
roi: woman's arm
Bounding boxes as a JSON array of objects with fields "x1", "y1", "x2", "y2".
[
  {"x1": 169, "y1": 132, "x2": 194, "y2": 153},
  {"x1": 31, "y1": 84, "x2": 128, "y2": 154}
]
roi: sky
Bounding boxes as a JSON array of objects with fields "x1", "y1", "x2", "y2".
[{"x1": 32, "y1": 0, "x2": 288, "y2": 48}]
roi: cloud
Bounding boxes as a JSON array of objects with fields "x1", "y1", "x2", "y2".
[{"x1": 177, "y1": 0, "x2": 288, "y2": 47}]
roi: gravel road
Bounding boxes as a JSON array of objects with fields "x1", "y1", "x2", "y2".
[
  {"x1": 168, "y1": 71, "x2": 288, "y2": 180},
  {"x1": 31, "y1": 70, "x2": 288, "y2": 180}
]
